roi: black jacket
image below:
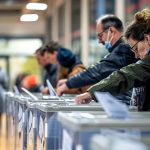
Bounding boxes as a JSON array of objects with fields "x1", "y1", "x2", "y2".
[{"x1": 66, "y1": 38, "x2": 138, "y2": 104}]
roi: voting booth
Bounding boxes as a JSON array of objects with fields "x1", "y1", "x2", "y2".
[
  {"x1": 58, "y1": 92, "x2": 150, "y2": 150},
  {"x1": 5, "y1": 88, "x2": 145, "y2": 150},
  {"x1": 90, "y1": 135, "x2": 149, "y2": 150}
]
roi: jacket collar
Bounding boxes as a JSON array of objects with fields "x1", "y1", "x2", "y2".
[{"x1": 108, "y1": 37, "x2": 124, "y2": 53}]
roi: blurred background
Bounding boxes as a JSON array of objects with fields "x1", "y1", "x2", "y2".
[{"x1": 0, "y1": 0, "x2": 149, "y2": 89}]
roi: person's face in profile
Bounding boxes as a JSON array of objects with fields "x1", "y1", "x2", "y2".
[
  {"x1": 35, "y1": 52, "x2": 47, "y2": 66},
  {"x1": 96, "y1": 22, "x2": 108, "y2": 45},
  {"x1": 128, "y1": 34, "x2": 150, "y2": 59},
  {"x1": 43, "y1": 51, "x2": 58, "y2": 65}
]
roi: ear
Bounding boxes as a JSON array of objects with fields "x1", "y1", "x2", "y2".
[
  {"x1": 109, "y1": 27, "x2": 115, "y2": 38},
  {"x1": 144, "y1": 34, "x2": 150, "y2": 45},
  {"x1": 109, "y1": 26, "x2": 116, "y2": 33}
]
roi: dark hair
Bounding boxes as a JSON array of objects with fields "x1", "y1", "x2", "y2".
[
  {"x1": 34, "y1": 46, "x2": 45, "y2": 56},
  {"x1": 124, "y1": 9, "x2": 150, "y2": 41},
  {"x1": 97, "y1": 14, "x2": 123, "y2": 32},
  {"x1": 44, "y1": 41, "x2": 62, "y2": 54},
  {"x1": 34, "y1": 47, "x2": 41, "y2": 54}
]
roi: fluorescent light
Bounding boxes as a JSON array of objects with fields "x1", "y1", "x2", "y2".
[
  {"x1": 20, "y1": 14, "x2": 38, "y2": 22},
  {"x1": 26, "y1": 3, "x2": 48, "y2": 10}
]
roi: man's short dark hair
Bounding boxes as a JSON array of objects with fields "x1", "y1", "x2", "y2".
[
  {"x1": 35, "y1": 41, "x2": 61, "y2": 56},
  {"x1": 44, "y1": 41, "x2": 62, "y2": 54},
  {"x1": 34, "y1": 46, "x2": 45, "y2": 56},
  {"x1": 34, "y1": 47, "x2": 42, "y2": 55},
  {"x1": 97, "y1": 15, "x2": 123, "y2": 32}
]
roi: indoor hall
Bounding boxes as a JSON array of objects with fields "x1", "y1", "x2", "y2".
[{"x1": 0, "y1": 0, "x2": 150, "y2": 150}]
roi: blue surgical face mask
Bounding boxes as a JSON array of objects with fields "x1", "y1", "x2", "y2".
[
  {"x1": 104, "y1": 41, "x2": 112, "y2": 50},
  {"x1": 104, "y1": 29, "x2": 113, "y2": 52}
]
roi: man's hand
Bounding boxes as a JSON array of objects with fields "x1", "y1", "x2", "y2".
[
  {"x1": 41, "y1": 87, "x2": 49, "y2": 94},
  {"x1": 56, "y1": 79, "x2": 67, "y2": 88},
  {"x1": 75, "y1": 92, "x2": 92, "y2": 104},
  {"x1": 56, "y1": 83, "x2": 69, "y2": 96}
]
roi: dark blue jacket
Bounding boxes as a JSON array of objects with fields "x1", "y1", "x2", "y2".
[
  {"x1": 43, "y1": 64, "x2": 57, "y2": 87},
  {"x1": 66, "y1": 38, "x2": 138, "y2": 105}
]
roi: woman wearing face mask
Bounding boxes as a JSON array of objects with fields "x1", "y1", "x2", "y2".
[{"x1": 75, "y1": 8, "x2": 150, "y2": 111}]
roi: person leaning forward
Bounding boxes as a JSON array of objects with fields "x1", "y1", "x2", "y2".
[
  {"x1": 56, "y1": 14, "x2": 138, "y2": 105},
  {"x1": 75, "y1": 8, "x2": 150, "y2": 111},
  {"x1": 41, "y1": 41, "x2": 87, "y2": 94}
]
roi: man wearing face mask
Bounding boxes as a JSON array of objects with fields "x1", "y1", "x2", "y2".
[{"x1": 56, "y1": 14, "x2": 138, "y2": 105}]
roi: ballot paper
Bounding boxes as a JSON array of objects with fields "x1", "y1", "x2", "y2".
[
  {"x1": 62, "y1": 129, "x2": 73, "y2": 150},
  {"x1": 21, "y1": 87, "x2": 38, "y2": 100},
  {"x1": 46, "y1": 79, "x2": 57, "y2": 96},
  {"x1": 18, "y1": 105, "x2": 23, "y2": 133},
  {"x1": 39, "y1": 116, "x2": 44, "y2": 150},
  {"x1": 94, "y1": 92, "x2": 131, "y2": 119},
  {"x1": 13, "y1": 85, "x2": 20, "y2": 95},
  {"x1": 28, "y1": 111, "x2": 33, "y2": 145}
]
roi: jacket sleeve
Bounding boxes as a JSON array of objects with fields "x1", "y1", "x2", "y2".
[
  {"x1": 66, "y1": 44, "x2": 137, "y2": 89},
  {"x1": 62, "y1": 64, "x2": 88, "y2": 94},
  {"x1": 66, "y1": 61, "x2": 111, "y2": 88},
  {"x1": 88, "y1": 55, "x2": 150, "y2": 98}
]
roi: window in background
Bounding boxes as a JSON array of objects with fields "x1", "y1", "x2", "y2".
[
  {"x1": 125, "y1": 0, "x2": 140, "y2": 22},
  {"x1": 88, "y1": 0, "x2": 115, "y2": 65},
  {"x1": 58, "y1": 4, "x2": 65, "y2": 45},
  {"x1": 3, "y1": 38, "x2": 42, "y2": 55},
  {"x1": 71, "y1": 0, "x2": 81, "y2": 56},
  {"x1": 105, "y1": 0, "x2": 115, "y2": 14},
  {"x1": 125, "y1": 0, "x2": 150, "y2": 22},
  {"x1": 0, "y1": 38, "x2": 43, "y2": 89},
  {"x1": 0, "y1": 58, "x2": 8, "y2": 76},
  {"x1": 9, "y1": 56, "x2": 41, "y2": 88},
  {"x1": 46, "y1": 16, "x2": 52, "y2": 42}
]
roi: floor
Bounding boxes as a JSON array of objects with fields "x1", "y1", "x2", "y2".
[
  {"x1": 0, "y1": 114, "x2": 7, "y2": 150},
  {"x1": 0, "y1": 114, "x2": 39, "y2": 150}
]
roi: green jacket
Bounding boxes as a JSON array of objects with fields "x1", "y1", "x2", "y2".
[{"x1": 88, "y1": 54, "x2": 150, "y2": 111}]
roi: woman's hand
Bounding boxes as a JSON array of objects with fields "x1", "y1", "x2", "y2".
[{"x1": 75, "y1": 92, "x2": 92, "y2": 104}]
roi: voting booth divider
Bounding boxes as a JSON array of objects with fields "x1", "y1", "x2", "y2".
[{"x1": 4, "y1": 91, "x2": 150, "y2": 150}]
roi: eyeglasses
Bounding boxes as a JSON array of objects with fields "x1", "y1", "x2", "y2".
[
  {"x1": 97, "y1": 30, "x2": 106, "y2": 38},
  {"x1": 130, "y1": 41, "x2": 140, "y2": 52}
]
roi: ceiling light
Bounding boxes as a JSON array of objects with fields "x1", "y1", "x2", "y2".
[
  {"x1": 26, "y1": 3, "x2": 48, "y2": 10},
  {"x1": 20, "y1": 14, "x2": 38, "y2": 22}
]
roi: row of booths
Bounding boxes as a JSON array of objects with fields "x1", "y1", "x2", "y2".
[{"x1": 4, "y1": 90, "x2": 150, "y2": 150}]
